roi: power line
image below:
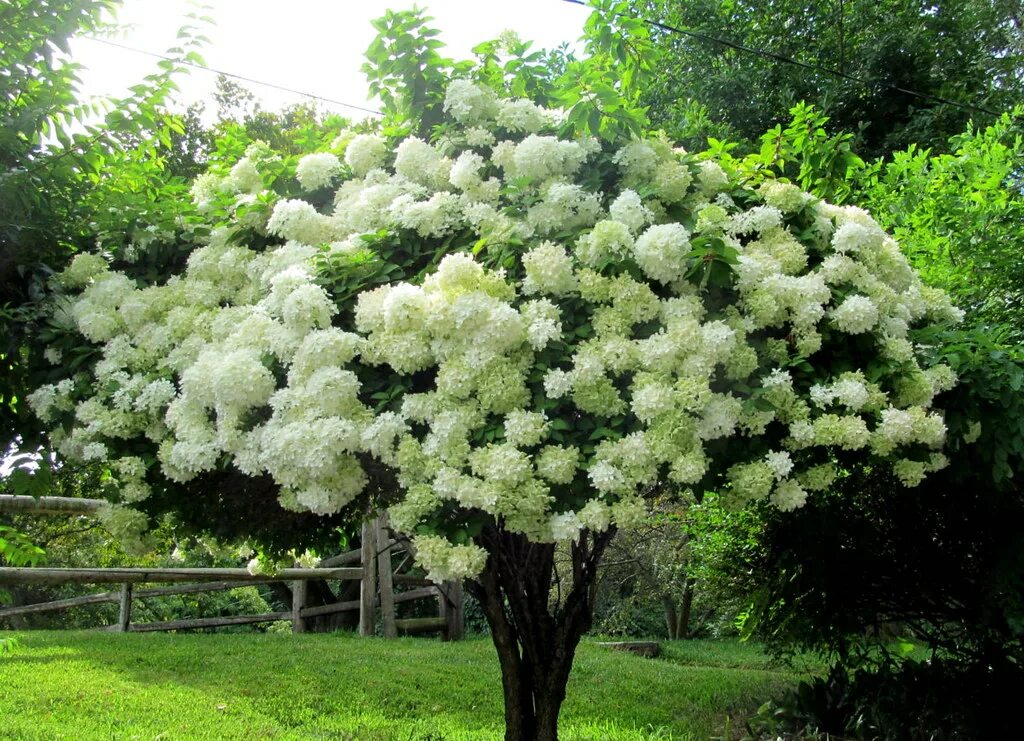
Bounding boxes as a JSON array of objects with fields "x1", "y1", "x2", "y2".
[
  {"x1": 562, "y1": 0, "x2": 998, "y2": 117},
  {"x1": 82, "y1": 36, "x2": 383, "y2": 117}
]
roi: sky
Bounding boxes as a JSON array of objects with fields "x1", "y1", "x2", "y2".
[{"x1": 68, "y1": 0, "x2": 591, "y2": 121}]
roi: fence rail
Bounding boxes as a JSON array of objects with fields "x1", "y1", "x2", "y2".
[
  {"x1": 0, "y1": 515, "x2": 463, "y2": 639},
  {"x1": 0, "y1": 580, "x2": 276, "y2": 619},
  {"x1": 0, "y1": 567, "x2": 362, "y2": 585},
  {"x1": 102, "y1": 611, "x2": 291, "y2": 633},
  {"x1": 0, "y1": 495, "x2": 105, "y2": 515},
  {"x1": 0, "y1": 567, "x2": 364, "y2": 634}
]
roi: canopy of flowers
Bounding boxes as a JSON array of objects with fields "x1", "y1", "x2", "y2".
[{"x1": 30, "y1": 80, "x2": 962, "y2": 581}]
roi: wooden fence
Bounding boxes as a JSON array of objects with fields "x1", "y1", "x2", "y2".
[{"x1": 0, "y1": 503, "x2": 463, "y2": 639}]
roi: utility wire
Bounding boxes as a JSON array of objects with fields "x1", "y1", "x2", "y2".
[
  {"x1": 82, "y1": 36, "x2": 383, "y2": 117},
  {"x1": 562, "y1": 0, "x2": 999, "y2": 117},
  {"x1": 87, "y1": 6, "x2": 997, "y2": 120}
]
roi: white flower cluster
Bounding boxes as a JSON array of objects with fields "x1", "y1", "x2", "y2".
[
  {"x1": 295, "y1": 152, "x2": 342, "y2": 192},
  {"x1": 190, "y1": 141, "x2": 279, "y2": 226},
  {"x1": 34, "y1": 80, "x2": 964, "y2": 582},
  {"x1": 344, "y1": 133, "x2": 389, "y2": 177}
]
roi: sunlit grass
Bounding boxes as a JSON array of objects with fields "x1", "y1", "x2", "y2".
[{"x1": 0, "y1": 631, "x2": 804, "y2": 739}]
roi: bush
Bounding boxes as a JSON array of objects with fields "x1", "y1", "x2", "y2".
[
  {"x1": 721, "y1": 328, "x2": 1024, "y2": 738},
  {"x1": 737, "y1": 329, "x2": 1024, "y2": 667},
  {"x1": 748, "y1": 656, "x2": 1021, "y2": 740}
]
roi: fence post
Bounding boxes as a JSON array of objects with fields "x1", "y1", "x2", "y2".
[
  {"x1": 444, "y1": 580, "x2": 464, "y2": 641},
  {"x1": 291, "y1": 580, "x2": 307, "y2": 634},
  {"x1": 437, "y1": 581, "x2": 464, "y2": 641},
  {"x1": 376, "y1": 515, "x2": 397, "y2": 639},
  {"x1": 358, "y1": 519, "x2": 377, "y2": 636},
  {"x1": 117, "y1": 583, "x2": 133, "y2": 633}
]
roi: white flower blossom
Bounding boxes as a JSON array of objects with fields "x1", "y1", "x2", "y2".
[
  {"x1": 831, "y1": 294, "x2": 879, "y2": 334},
  {"x1": 633, "y1": 223, "x2": 690, "y2": 284},
  {"x1": 344, "y1": 134, "x2": 389, "y2": 177},
  {"x1": 296, "y1": 152, "x2": 342, "y2": 191}
]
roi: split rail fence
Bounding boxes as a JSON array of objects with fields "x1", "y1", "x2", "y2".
[{"x1": 0, "y1": 497, "x2": 463, "y2": 639}]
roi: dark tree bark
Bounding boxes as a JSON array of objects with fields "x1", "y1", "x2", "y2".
[
  {"x1": 662, "y1": 594, "x2": 679, "y2": 639},
  {"x1": 661, "y1": 578, "x2": 695, "y2": 640},
  {"x1": 677, "y1": 578, "x2": 694, "y2": 639},
  {"x1": 467, "y1": 524, "x2": 616, "y2": 741}
]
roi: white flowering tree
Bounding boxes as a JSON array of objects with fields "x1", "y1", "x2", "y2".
[{"x1": 27, "y1": 11, "x2": 964, "y2": 740}]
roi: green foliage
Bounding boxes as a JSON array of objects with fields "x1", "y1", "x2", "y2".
[
  {"x1": 470, "y1": 33, "x2": 567, "y2": 109},
  {"x1": 727, "y1": 103, "x2": 875, "y2": 204},
  {"x1": 555, "y1": 0, "x2": 652, "y2": 140},
  {"x1": 861, "y1": 109, "x2": 1024, "y2": 335},
  {"x1": 595, "y1": 503, "x2": 757, "y2": 640},
  {"x1": 362, "y1": 4, "x2": 653, "y2": 144},
  {"x1": 594, "y1": 498, "x2": 760, "y2": 643},
  {"x1": 749, "y1": 657, "x2": 1022, "y2": 740},
  {"x1": 920, "y1": 327, "x2": 1024, "y2": 488},
  {"x1": 212, "y1": 75, "x2": 352, "y2": 158},
  {"x1": 683, "y1": 498, "x2": 762, "y2": 637},
  {"x1": 0, "y1": 0, "x2": 208, "y2": 447},
  {"x1": 595, "y1": 509, "x2": 692, "y2": 639},
  {"x1": 635, "y1": 0, "x2": 1024, "y2": 158},
  {"x1": 0, "y1": 632, "x2": 796, "y2": 739},
  {"x1": 718, "y1": 103, "x2": 1024, "y2": 337},
  {"x1": 363, "y1": 9, "x2": 472, "y2": 138},
  {"x1": 0, "y1": 470, "x2": 48, "y2": 625},
  {"x1": 0, "y1": 459, "x2": 48, "y2": 617},
  {"x1": 0, "y1": 525, "x2": 45, "y2": 568}
]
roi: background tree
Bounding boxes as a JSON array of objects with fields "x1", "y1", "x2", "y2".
[
  {"x1": 0, "y1": 0, "x2": 208, "y2": 447},
  {"x1": 594, "y1": 502, "x2": 755, "y2": 639},
  {"x1": 634, "y1": 0, "x2": 1023, "y2": 158},
  {"x1": 596, "y1": 506, "x2": 696, "y2": 639},
  {"x1": 861, "y1": 111, "x2": 1024, "y2": 336}
]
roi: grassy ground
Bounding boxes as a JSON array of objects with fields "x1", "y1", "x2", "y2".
[{"x1": 0, "y1": 631, "x2": 805, "y2": 740}]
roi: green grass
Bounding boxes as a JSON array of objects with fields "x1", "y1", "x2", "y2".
[
  {"x1": 658, "y1": 638, "x2": 827, "y2": 675},
  {"x1": 0, "y1": 631, "x2": 804, "y2": 740}
]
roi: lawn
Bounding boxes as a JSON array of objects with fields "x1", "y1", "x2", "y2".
[{"x1": 0, "y1": 631, "x2": 804, "y2": 740}]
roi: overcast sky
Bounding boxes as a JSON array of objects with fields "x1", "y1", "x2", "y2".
[{"x1": 68, "y1": 0, "x2": 591, "y2": 121}]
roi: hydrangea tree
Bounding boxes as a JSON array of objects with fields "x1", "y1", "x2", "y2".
[{"x1": 28, "y1": 11, "x2": 963, "y2": 740}]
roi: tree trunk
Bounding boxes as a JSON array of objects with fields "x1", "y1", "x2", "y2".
[
  {"x1": 677, "y1": 578, "x2": 694, "y2": 639},
  {"x1": 468, "y1": 525, "x2": 615, "y2": 741},
  {"x1": 662, "y1": 595, "x2": 679, "y2": 639}
]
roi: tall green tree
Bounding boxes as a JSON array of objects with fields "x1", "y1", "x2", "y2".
[
  {"x1": 862, "y1": 111, "x2": 1024, "y2": 333},
  {"x1": 634, "y1": 0, "x2": 1023, "y2": 157}
]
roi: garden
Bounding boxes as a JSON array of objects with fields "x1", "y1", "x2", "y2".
[{"x1": 2, "y1": 1, "x2": 1023, "y2": 739}]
